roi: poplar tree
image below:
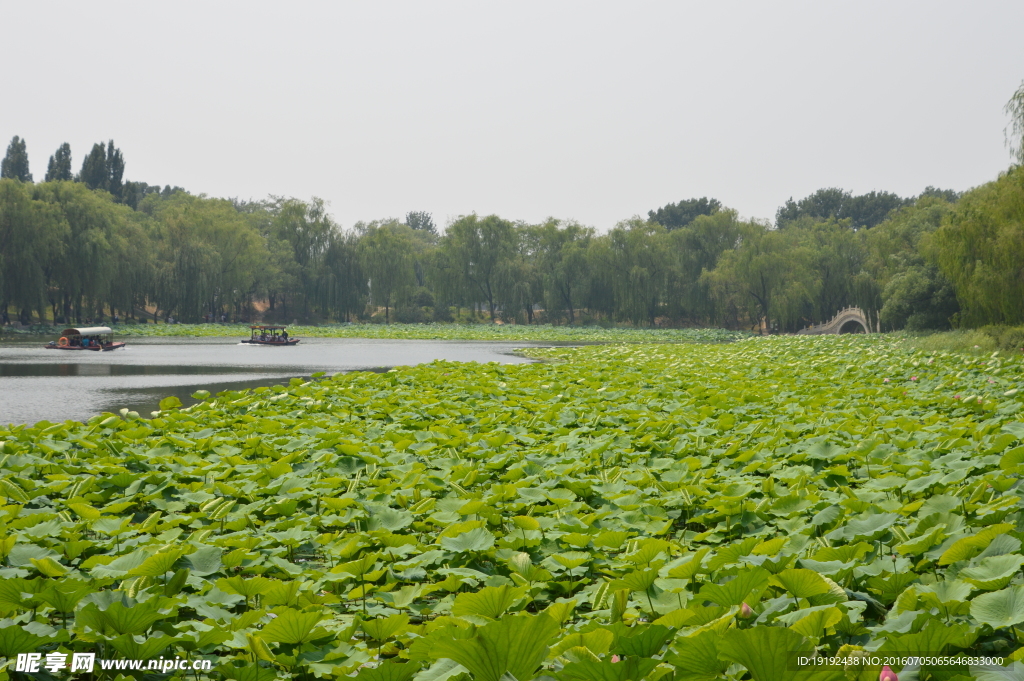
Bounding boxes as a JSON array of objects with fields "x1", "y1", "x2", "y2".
[
  {"x1": 45, "y1": 143, "x2": 73, "y2": 182},
  {"x1": 106, "y1": 141, "x2": 125, "y2": 199},
  {"x1": 79, "y1": 143, "x2": 108, "y2": 190},
  {"x1": 1, "y1": 136, "x2": 32, "y2": 182}
]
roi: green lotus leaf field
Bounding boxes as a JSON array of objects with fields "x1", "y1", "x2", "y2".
[{"x1": 1, "y1": 334, "x2": 1022, "y2": 680}]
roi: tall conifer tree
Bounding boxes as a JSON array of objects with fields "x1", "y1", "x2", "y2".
[
  {"x1": 45, "y1": 143, "x2": 73, "y2": 181},
  {"x1": 79, "y1": 143, "x2": 108, "y2": 190},
  {"x1": 106, "y1": 140, "x2": 124, "y2": 199},
  {"x1": 1, "y1": 136, "x2": 32, "y2": 182}
]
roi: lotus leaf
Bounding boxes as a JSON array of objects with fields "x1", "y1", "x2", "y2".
[
  {"x1": 428, "y1": 613, "x2": 560, "y2": 681},
  {"x1": 970, "y1": 586, "x2": 1024, "y2": 629}
]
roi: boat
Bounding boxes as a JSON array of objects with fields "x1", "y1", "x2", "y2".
[
  {"x1": 45, "y1": 326, "x2": 126, "y2": 351},
  {"x1": 241, "y1": 325, "x2": 299, "y2": 346}
]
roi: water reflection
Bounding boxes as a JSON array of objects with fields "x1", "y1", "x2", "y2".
[{"x1": 0, "y1": 363, "x2": 264, "y2": 377}]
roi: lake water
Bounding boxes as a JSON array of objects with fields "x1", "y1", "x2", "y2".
[{"x1": 0, "y1": 337, "x2": 548, "y2": 426}]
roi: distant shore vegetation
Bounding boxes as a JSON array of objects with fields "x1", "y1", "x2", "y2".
[{"x1": 1, "y1": 130, "x2": 1023, "y2": 335}]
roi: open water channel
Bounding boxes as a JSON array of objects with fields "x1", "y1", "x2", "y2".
[{"x1": 0, "y1": 337, "x2": 550, "y2": 426}]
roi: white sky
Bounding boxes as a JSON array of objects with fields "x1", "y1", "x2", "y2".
[{"x1": 4, "y1": 2, "x2": 1023, "y2": 231}]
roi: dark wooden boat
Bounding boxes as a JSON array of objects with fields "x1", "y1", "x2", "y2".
[
  {"x1": 45, "y1": 326, "x2": 126, "y2": 351},
  {"x1": 241, "y1": 325, "x2": 299, "y2": 346}
]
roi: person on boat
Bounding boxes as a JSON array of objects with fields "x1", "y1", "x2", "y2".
[{"x1": 282, "y1": 330, "x2": 289, "y2": 342}]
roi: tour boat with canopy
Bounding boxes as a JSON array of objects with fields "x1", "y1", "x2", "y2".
[
  {"x1": 45, "y1": 326, "x2": 126, "y2": 351},
  {"x1": 241, "y1": 325, "x2": 299, "y2": 346}
]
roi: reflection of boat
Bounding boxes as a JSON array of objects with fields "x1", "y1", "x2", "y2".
[
  {"x1": 240, "y1": 325, "x2": 299, "y2": 346},
  {"x1": 45, "y1": 326, "x2": 126, "y2": 351}
]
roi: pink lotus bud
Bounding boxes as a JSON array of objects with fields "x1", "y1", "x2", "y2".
[
  {"x1": 880, "y1": 665, "x2": 898, "y2": 681},
  {"x1": 740, "y1": 602, "x2": 753, "y2": 618},
  {"x1": 953, "y1": 395, "x2": 961, "y2": 400},
  {"x1": 910, "y1": 376, "x2": 917, "y2": 381},
  {"x1": 611, "y1": 655, "x2": 621, "y2": 664},
  {"x1": 883, "y1": 378, "x2": 890, "y2": 383}
]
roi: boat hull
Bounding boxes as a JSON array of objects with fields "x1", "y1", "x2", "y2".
[
  {"x1": 240, "y1": 339, "x2": 299, "y2": 346},
  {"x1": 45, "y1": 342, "x2": 126, "y2": 351}
]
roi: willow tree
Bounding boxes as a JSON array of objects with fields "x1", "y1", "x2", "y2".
[
  {"x1": 32, "y1": 181, "x2": 127, "y2": 323},
  {"x1": 704, "y1": 220, "x2": 818, "y2": 332},
  {"x1": 535, "y1": 219, "x2": 592, "y2": 323},
  {"x1": 149, "y1": 193, "x2": 268, "y2": 322},
  {"x1": 931, "y1": 166, "x2": 1024, "y2": 327},
  {"x1": 104, "y1": 210, "x2": 155, "y2": 321},
  {"x1": 1006, "y1": 81, "x2": 1024, "y2": 165},
  {"x1": 435, "y1": 214, "x2": 518, "y2": 321},
  {"x1": 664, "y1": 209, "x2": 741, "y2": 324},
  {"x1": 796, "y1": 218, "x2": 866, "y2": 322},
  {"x1": 320, "y1": 230, "x2": 366, "y2": 322},
  {"x1": 493, "y1": 223, "x2": 543, "y2": 324},
  {"x1": 0, "y1": 180, "x2": 66, "y2": 323},
  {"x1": 583, "y1": 236, "x2": 616, "y2": 320},
  {"x1": 271, "y1": 197, "x2": 334, "y2": 318},
  {"x1": 607, "y1": 218, "x2": 671, "y2": 326},
  {"x1": 359, "y1": 221, "x2": 415, "y2": 323}
]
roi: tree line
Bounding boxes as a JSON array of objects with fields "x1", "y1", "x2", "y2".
[{"x1": 1, "y1": 133, "x2": 1023, "y2": 332}]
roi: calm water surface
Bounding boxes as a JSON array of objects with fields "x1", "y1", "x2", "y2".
[{"x1": 0, "y1": 337, "x2": 549, "y2": 426}]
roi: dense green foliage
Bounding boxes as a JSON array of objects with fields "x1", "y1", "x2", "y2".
[
  {"x1": 775, "y1": 189, "x2": 918, "y2": 231},
  {"x1": 3, "y1": 131, "x2": 1024, "y2": 333},
  {"x1": 0, "y1": 336, "x2": 1022, "y2": 679},
  {"x1": 931, "y1": 167, "x2": 1024, "y2": 328},
  {"x1": 647, "y1": 198, "x2": 722, "y2": 230}
]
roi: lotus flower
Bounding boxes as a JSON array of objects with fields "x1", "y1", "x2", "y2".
[
  {"x1": 611, "y1": 655, "x2": 621, "y2": 664},
  {"x1": 954, "y1": 395, "x2": 961, "y2": 400},
  {"x1": 740, "y1": 602, "x2": 753, "y2": 618},
  {"x1": 883, "y1": 378, "x2": 890, "y2": 383},
  {"x1": 880, "y1": 665, "x2": 898, "y2": 681},
  {"x1": 910, "y1": 376, "x2": 917, "y2": 381}
]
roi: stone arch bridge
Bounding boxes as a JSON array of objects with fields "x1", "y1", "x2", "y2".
[{"x1": 796, "y1": 306, "x2": 874, "y2": 335}]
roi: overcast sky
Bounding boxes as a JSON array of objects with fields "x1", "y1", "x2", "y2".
[{"x1": 4, "y1": 2, "x2": 1023, "y2": 231}]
